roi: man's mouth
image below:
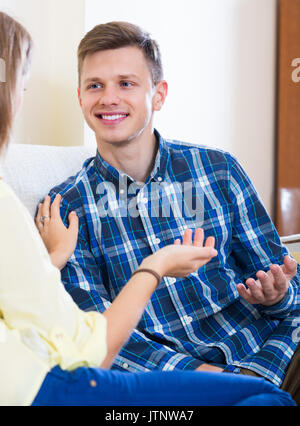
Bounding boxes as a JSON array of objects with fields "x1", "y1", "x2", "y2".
[{"x1": 95, "y1": 113, "x2": 129, "y2": 125}]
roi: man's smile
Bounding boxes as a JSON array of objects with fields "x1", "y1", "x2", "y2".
[{"x1": 95, "y1": 112, "x2": 129, "y2": 125}]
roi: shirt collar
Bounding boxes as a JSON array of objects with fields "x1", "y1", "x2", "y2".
[
  {"x1": 94, "y1": 129, "x2": 169, "y2": 186},
  {"x1": 149, "y1": 129, "x2": 169, "y2": 183},
  {"x1": 94, "y1": 149, "x2": 121, "y2": 186}
]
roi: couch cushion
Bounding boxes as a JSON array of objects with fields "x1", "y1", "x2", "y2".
[{"x1": 2, "y1": 144, "x2": 95, "y2": 217}]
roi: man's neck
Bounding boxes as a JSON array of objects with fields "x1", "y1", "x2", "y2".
[{"x1": 96, "y1": 131, "x2": 158, "y2": 182}]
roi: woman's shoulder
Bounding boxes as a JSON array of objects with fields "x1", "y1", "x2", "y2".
[
  {"x1": 0, "y1": 178, "x2": 12, "y2": 198},
  {"x1": 0, "y1": 179, "x2": 29, "y2": 216}
]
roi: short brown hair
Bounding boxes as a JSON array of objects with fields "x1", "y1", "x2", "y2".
[
  {"x1": 77, "y1": 21, "x2": 163, "y2": 86},
  {"x1": 0, "y1": 12, "x2": 33, "y2": 152}
]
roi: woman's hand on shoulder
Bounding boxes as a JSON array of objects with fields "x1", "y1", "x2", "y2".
[
  {"x1": 35, "y1": 194, "x2": 79, "y2": 270},
  {"x1": 141, "y1": 228, "x2": 217, "y2": 278}
]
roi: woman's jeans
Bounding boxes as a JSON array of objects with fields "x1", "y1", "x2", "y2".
[{"x1": 32, "y1": 366, "x2": 295, "y2": 406}]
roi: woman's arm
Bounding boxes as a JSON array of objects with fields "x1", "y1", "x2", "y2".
[
  {"x1": 37, "y1": 196, "x2": 217, "y2": 369},
  {"x1": 101, "y1": 231, "x2": 217, "y2": 369}
]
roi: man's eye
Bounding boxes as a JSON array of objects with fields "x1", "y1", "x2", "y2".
[
  {"x1": 120, "y1": 81, "x2": 133, "y2": 88},
  {"x1": 88, "y1": 83, "x2": 102, "y2": 90}
]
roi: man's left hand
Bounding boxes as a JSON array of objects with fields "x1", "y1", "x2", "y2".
[{"x1": 237, "y1": 256, "x2": 297, "y2": 306}]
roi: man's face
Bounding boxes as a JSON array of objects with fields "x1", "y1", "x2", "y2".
[{"x1": 78, "y1": 46, "x2": 166, "y2": 146}]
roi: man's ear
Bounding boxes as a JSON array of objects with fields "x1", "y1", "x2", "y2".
[
  {"x1": 153, "y1": 80, "x2": 168, "y2": 111},
  {"x1": 77, "y1": 88, "x2": 82, "y2": 107}
]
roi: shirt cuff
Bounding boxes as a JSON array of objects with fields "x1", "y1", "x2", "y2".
[
  {"x1": 259, "y1": 283, "x2": 295, "y2": 318},
  {"x1": 170, "y1": 356, "x2": 204, "y2": 371},
  {"x1": 113, "y1": 352, "x2": 204, "y2": 372}
]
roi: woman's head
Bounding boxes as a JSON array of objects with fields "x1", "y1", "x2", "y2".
[{"x1": 0, "y1": 12, "x2": 33, "y2": 152}]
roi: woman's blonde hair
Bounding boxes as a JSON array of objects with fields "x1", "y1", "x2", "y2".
[{"x1": 0, "y1": 12, "x2": 33, "y2": 152}]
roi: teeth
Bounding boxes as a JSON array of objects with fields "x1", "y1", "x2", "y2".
[{"x1": 101, "y1": 114, "x2": 127, "y2": 120}]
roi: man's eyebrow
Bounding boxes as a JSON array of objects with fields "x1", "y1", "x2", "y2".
[
  {"x1": 118, "y1": 74, "x2": 140, "y2": 81},
  {"x1": 83, "y1": 77, "x2": 101, "y2": 85},
  {"x1": 83, "y1": 74, "x2": 141, "y2": 85}
]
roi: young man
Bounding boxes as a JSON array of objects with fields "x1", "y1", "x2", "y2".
[{"x1": 44, "y1": 22, "x2": 300, "y2": 401}]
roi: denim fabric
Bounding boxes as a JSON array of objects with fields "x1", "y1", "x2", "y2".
[{"x1": 32, "y1": 366, "x2": 295, "y2": 406}]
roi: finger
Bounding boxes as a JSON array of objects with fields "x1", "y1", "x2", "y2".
[
  {"x1": 281, "y1": 256, "x2": 297, "y2": 279},
  {"x1": 50, "y1": 194, "x2": 62, "y2": 219},
  {"x1": 35, "y1": 203, "x2": 46, "y2": 233},
  {"x1": 194, "y1": 246, "x2": 217, "y2": 259},
  {"x1": 236, "y1": 283, "x2": 253, "y2": 303},
  {"x1": 205, "y1": 236, "x2": 215, "y2": 249},
  {"x1": 41, "y1": 195, "x2": 51, "y2": 229},
  {"x1": 36, "y1": 218, "x2": 44, "y2": 233},
  {"x1": 42, "y1": 195, "x2": 51, "y2": 217},
  {"x1": 256, "y1": 270, "x2": 276, "y2": 299},
  {"x1": 193, "y1": 228, "x2": 204, "y2": 247},
  {"x1": 182, "y1": 229, "x2": 193, "y2": 246},
  {"x1": 35, "y1": 202, "x2": 42, "y2": 227},
  {"x1": 269, "y1": 264, "x2": 288, "y2": 293},
  {"x1": 245, "y1": 278, "x2": 265, "y2": 303},
  {"x1": 37, "y1": 223, "x2": 44, "y2": 234},
  {"x1": 68, "y1": 211, "x2": 79, "y2": 232}
]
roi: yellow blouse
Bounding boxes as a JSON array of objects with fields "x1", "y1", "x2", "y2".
[{"x1": 0, "y1": 180, "x2": 107, "y2": 406}]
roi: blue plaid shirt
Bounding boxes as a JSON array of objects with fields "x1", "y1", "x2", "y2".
[{"x1": 49, "y1": 130, "x2": 300, "y2": 386}]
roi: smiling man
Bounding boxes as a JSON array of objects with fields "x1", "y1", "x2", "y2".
[
  {"x1": 45, "y1": 22, "x2": 300, "y2": 403},
  {"x1": 78, "y1": 44, "x2": 167, "y2": 182}
]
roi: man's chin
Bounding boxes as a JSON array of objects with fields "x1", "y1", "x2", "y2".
[{"x1": 95, "y1": 130, "x2": 144, "y2": 147}]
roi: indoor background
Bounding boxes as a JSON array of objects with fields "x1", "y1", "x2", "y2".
[{"x1": 0, "y1": 0, "x2": 292, "y2": 224}]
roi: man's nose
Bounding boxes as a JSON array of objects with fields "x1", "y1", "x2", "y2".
[{"x1": 99, "y1": 84, "x2": 120, "y2": 106}]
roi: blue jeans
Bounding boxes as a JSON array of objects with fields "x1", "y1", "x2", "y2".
[{"x1": 32, "y1": 366, "x2": 295, "y2": 406}]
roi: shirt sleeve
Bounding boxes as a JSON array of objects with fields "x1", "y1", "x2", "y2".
[
  {"x1": 0, "y1": 182, "x2": 107, "y2": 371},
  {"x1": 228, "y1": 155, "x2": 300, "y2": 319}
]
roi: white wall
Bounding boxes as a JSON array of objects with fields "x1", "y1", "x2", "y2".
[
  {"x1": 85, "y1": 0, "x2": 277, "y2": 216},
  {"x1": 0, "y1": 0, "x2": 277, "y2": 215},
  {"x1": 0, "y1": 0, "x2": 85, "y2": 146}
]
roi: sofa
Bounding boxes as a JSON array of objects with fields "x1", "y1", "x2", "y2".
[{"x1": 2, "y1": 143, "x2": 95, "y2": 217}]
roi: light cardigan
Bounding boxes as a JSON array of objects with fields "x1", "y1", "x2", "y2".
[{"x1": 0, "y1": 179, "x2": 107, "y2": 406}]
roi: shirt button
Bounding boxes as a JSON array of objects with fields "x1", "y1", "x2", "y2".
[
  {"x1": 155, "y1": 238, "x2": 161, "y2": 244},
  {"x1": 142, "y1": 197, "x2": 148, "y2": 204},
  {"x1": 123, "y1": 363, "x2": 129, "y2": 369},
  {"x1": 186, "y1": 316, "x2": 193, "y2": 324},
  {"x1": 157, "y1": 177, "x2": 163, "y2": 182},
  {"x1": 119, "y1": 189, "x2": 125, "y2": 195},
  {"x1": 89, "y1": 380, "x2": 98, "y2": 388}
]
